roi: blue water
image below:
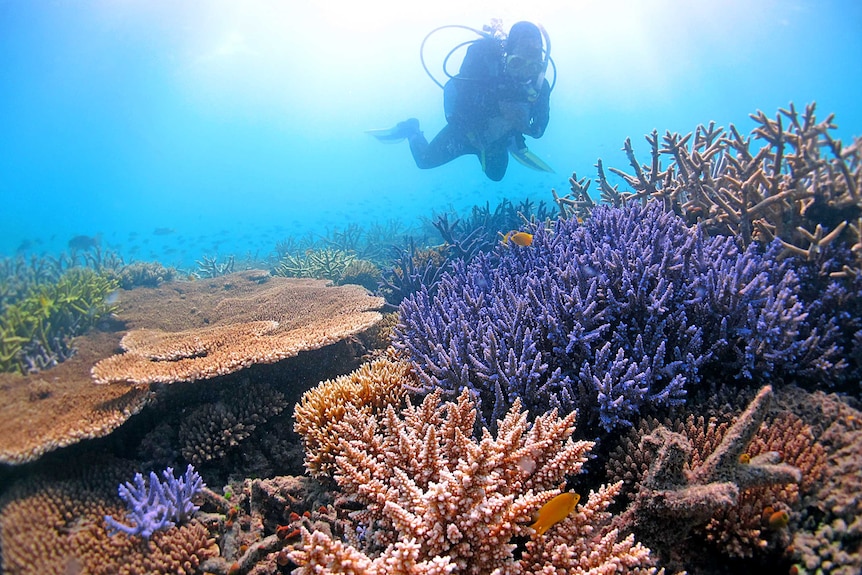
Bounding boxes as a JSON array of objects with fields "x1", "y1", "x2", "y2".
[{"x1": 1, "y1": 1, "x2": 860, "y2": 269}]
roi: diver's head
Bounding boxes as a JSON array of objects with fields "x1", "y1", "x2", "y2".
[{"x1": 504, "y1": 21, "x2": 544, "y2": 83}]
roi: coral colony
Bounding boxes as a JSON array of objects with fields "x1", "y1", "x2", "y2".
[
  {"x1": 105, "y1": 465, "x2": 204, "y2": 539},
  {"x1": 395, "y1": 202, "x2": 841, "y2": 431}
]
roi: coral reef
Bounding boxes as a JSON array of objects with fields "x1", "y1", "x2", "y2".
[
  {"x1": 395, "y1": 202, "x2": 840, "y2": 432},
  {"x1": 290, "y1": 388, "x2": 660, "y2": 574},
  {"x1": 273, "y1": 247, "x2": 356, "y2": 282},
  {"x1": 294, "y1": 355, "x2": 413, "y2": 477},
  {"x1": 105, "y1": 464, "x2": 204, "y2": 539},
  {"x1": 774, "y1": 388, "x2": 862, "y2": 574},
  {"x1": 196, "y1": 254, "x2": 236, "y2": 278},
  {"x1": 380, "y1": 198, "x2": 554, "y2": 305},
  {"x1": 591, "y1": 103, "x2": 861, "y2": 258},
  {"x1": 0, "y1": 459, "x2": 218, "y2": 575},
  {"x1": 91, "y1": 272, "x2": 384, "y2": 385},
  {"x1": 113, "y1": 261, "x2": 177, "y2": 290}
]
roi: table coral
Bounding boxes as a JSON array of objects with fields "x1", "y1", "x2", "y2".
[
  {"x1": 91, "y1": 272, "x2": 384, "y2": 385},
  {"x1": 0, "y1": 331, "x2": 152, "y2": 465},
  {"x1": 290, "y1": 388, "x2": 661, "y2": 574}
]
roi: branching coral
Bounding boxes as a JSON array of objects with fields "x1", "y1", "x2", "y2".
[
  {"x1": 0, "y1": 268, "x2": 118, "y2": 373},
  {"x1": 0, "y1": 459, "x2": 218, "y2": 575},
  {"x1": 105, "y1": 464, "x2": 204, "y2": 539},
  {"x1": 611, "y1": 386, "x2": 805, "y2": 571},
  {"x1": 179, "y1": 379, "x2": 287, "y2": 465},
  {"x1": 395, "y1": 202, "x2": 840, "y2": 432},
  {"x1": 583, "y1": 103, "x2": 861, "y2": 273},
  {"x1": 290, "y1": 388, "x2": 661, "y2": 574},
  {"x1": 294, "y1": 355, "x2": 412, "y2": 477},
  {"x1": 608, "y1": 386, "x2": 827, "y2": 560}
]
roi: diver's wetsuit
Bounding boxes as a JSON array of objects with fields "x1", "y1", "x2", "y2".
[{"x1": 407, "y1": 37, "x2": 551, "y2": 182}]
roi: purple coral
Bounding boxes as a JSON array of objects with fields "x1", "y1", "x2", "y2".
[
  {"x1": 394, "y1": 203, "x2": 841, "y2": 432},
  {"x1": 105, "y1": 464, "x2": 204, "y2": 539}
]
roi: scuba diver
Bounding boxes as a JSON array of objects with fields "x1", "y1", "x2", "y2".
[{"x1": 368, "y1": 20, "x2": 554, "y2": 182}]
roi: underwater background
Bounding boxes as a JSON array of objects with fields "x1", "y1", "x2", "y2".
[
  {"x1": 1, "y1": 0, "x2": 860, "y2": 265},
  {"x1": 2, "y1": 2, "x2": 862, "y2": 575}
]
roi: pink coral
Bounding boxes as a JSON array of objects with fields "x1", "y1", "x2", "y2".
[{"x1": 289, "y1": 388, "x2": 661, "y2": 574}]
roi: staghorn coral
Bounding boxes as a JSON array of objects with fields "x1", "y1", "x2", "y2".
[
  {"x1": 179, "y1": 378, "x2": 287, "y2": 465},
  {"x1": 591, "y1": 103, "x2": 861, "y2": 270},
  {"x1": 290, "y1": 388, "x2": 661, "y2": 574},
  {"x1": 91, "y1": 272, "x2": 383, "y2": 385},
  {"x1": 395, "y1": 202, "x2": 840, "y2": 432},
  {"x1": 0, "y1": 459, "x2": 218, "y2": 575},
  {"x1": 294, "y1": 355, "x2": 412, "y2": 477},
  {"x1": 105, "y1": 464, "x2": 205, "y2": 539},
  {"x1": 196, "y1": 254, "x2": 236, "y2": 278},
  {"x1": 613, "y1": 386, "x2": 804, "y2": 570},
  {"x1": 273, "y1": 247, "x2": 356, "y2": 283},
  {"x1": 0, "y1": 331, "x2": 153, "y2": 465}
]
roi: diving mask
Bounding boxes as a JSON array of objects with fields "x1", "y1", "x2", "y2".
[{"x1": 505, "y1": 54, "x2": 543, "y2": 81}]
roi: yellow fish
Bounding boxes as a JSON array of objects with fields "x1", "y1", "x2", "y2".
[
  {"x1": 501, "y1": 230, "x2": 534, "y2": 247},
  {"x1": 530, "y1": 492, "x2": 579, "y2": 536}
]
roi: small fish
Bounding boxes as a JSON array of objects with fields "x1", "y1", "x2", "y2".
[
  {"x1": 767, "y1": 510, "x2": 790, "y2": 530},
  {"x1": 501, "y1": 230, "x2": 533, "y2": 247},
  {"x1": 153, "y1": 227, "x2": 176, "y2": 236},
  {"x1": 530, "y1": 492, "x2": 579, "y2": 536},
  {"x1": 738, "y1": 453, "x2": 751, "y2": 464}
]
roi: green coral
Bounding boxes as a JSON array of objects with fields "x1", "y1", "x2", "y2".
[
  {"x1": 0, "y1": 269, "x2": 119, "y2": 373},
  {"x1": 273, "y1": 248, "x2": 356, "y2": 283},
  {"x1": 113, "y1": 261, "x2": 177, "y2": 289}
]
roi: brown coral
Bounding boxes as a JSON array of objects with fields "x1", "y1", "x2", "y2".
[
  {"x1": 561, "y1": 103, "x2": 862, "y2": 274},
  {"x1": 92, "y1": 272, "x2": 384, "y2": 385},
  {"x1": 290, "y1": 388, "x2": 661, "y2": 574},
  {"x1": 613, "y1": 386, "x2": 803, "y2": 566},
  {"x1": 0, "y1": 331, "x2": 153, "y2": 465},
  {"x1": 0, "y1": 459, "x2": 218, "y2": 575},
  {"x1": 179, "y1": 378, "x2": 287, "y2": 465},
  {"x1": 293, "y1": 354, "x2": 412, "y2": 477}
]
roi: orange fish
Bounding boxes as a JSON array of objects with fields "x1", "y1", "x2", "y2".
[
  {"x1": 530, "y1": 492, "x2": 579, "y2": 536},
  {"x1": 767, "y1": 510, "x2": 790, "y2": 530},
  {"x1": 501, "y1": 230, "x2": 534, "y2": 247}
]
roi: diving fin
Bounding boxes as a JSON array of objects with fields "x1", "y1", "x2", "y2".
[
  {"x1": 365, "y1": 118, "x2": 420, "y2": 143},
  {"x1": 509, "y1": 145, "x2": 555, "y2": 173}
]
